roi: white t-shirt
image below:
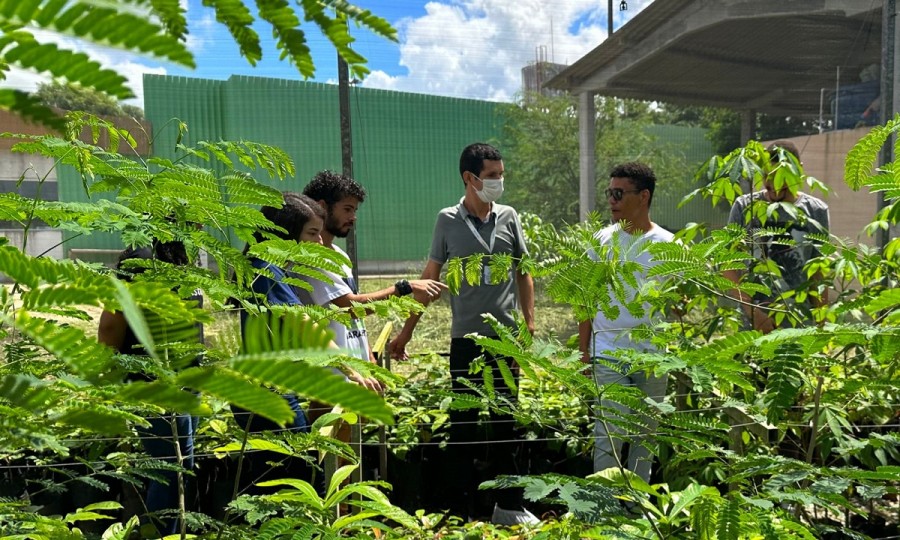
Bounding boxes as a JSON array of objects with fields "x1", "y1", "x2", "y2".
[
  {"x1": 589, "y1": 223, "x2": 675, "y2": 357},
  {"x1": 296, "y1": 245, "x2": 370, "y2": 361}
]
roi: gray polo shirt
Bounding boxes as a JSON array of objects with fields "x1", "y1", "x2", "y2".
[{"x1": 429, "y1": 198, "x2": 529, "y2": 338}]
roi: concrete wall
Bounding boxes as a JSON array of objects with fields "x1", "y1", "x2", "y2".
[
  {"x1": 0, "y1": 150, "x2": 57, "y2": 184},
  {"x1": 766, "y1": 127, "x2": 878, "y2": 246},
  {"x1": 0, "y1": 109, "x2": 150, "y2": 269},
  {"x1": 0, "y1": 229, "x2": 63, "y2": 259}
]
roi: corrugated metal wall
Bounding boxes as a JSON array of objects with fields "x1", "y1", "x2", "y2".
[
  {"x1": 145, "y1": 76, "x2": 228, "y2": 174},
  {"x1": 57, "y1": 159, "x2": 123, "y2": 252},
  {"x1": 644, "y1": 124, "x2": 725, "y2": 230},
  {"x1": 142, "y1": 74, "x2": 501, "y2": 269},
  {"x1": 56, "y1": 75, "x2": 717, "y2": 265}
]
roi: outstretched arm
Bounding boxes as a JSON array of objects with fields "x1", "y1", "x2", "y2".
[
  {"x1": 329, "y1": 277, "x2": 446, "y2": 310},
  {"x1": 578, "y1": 319, "x2": 593, "y2": 365},
  {"x1": 388, "y1": 260, "x2": 443, "y2": 360}
]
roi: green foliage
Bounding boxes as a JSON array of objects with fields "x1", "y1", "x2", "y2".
[
  {"x1": 483, "y1": 474, "x2": 621, "y2": 524},
  {"x1": 0, "y1": 113, "x2": 426, "y2": 537},
  {"x1": 3, "y1": 100, "x2": 900, "y2": 540},
  {"x1": 0, "y1": 0, "x2": 396, "y2": 128},
  {"x1": 499, "y1": 93, "x2": 694, "y2": 227},
  {"x1": 421, "y1": 125, "x2": 900, "y2": 537},
  {"x1": 35, "y1": 81, "x2": 142, "y2": 118},
  {"x1": 228, "y1": 464, "x2": 421, "y2": 537},
  {"x1": 365, "y1": 352, "x2": 452, "y2": 459}
]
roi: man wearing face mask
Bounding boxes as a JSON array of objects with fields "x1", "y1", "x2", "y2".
[{"x1": 389, "y1": 142, "x2": 535, "y2": 521}]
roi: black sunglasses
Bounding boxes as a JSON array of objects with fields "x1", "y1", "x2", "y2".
[{"x1": 605, "y1": 188, "x2": 642, "y2": 202}]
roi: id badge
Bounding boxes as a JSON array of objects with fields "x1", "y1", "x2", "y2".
[{"x1": 482, "y1": 265, "x2": 492, "y2": 285}]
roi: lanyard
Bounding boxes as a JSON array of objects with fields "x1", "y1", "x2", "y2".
[{"x1": 459, "y1": 202, "x2": 497, "y2": 254}]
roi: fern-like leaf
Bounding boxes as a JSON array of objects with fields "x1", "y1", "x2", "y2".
[
  {"x1": 177, "y1": 365, "x2": 294, "y2": 425},
  {"x1": 715, "y1": 496, "x2": 741, "y2": 540},
  {"x1": 762, "y1": 343, "x2": 805, "y2": 424},
  {"x1": 7, "y1": 311, "x2": 114, "y2": 379},
  {"x1": 0, "y1": 374, "x2": 60, "y2": 412},
  {"x1": 200, "y1": 0, "x2": 262, "y2": 65},
  {"x1": 845, "y1": 114, "x2": 900, "y2": 190},
  {"x1": 40, "y1": 2, "x2": 194, "y2": 67},
  {"x1": 56, "y1": 401, "x2": 145, "y2": 435},
  {"x1": 230, "y1": 355, "x2": 393, "y2": 425},
  {"x1": 0, "y1": 27, "x2": 131, "y2": 98},
  {"x1": 117, "y1": 380, "x2": 210, "y2": 415},
  {"x1": 257, "y1": 0, "x2": 312, "y2": 77}
]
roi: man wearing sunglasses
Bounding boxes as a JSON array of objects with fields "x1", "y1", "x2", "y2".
[
  {"x1": 724, "y1": 141, "x2": 830, "y2": 334},
  {"x1": 578, "y1": 161, "x2": 674, "y2": 484}
]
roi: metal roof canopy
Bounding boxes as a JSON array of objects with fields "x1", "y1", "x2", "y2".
[
  {"x1": 546, "y1": 0, "x2": 886, "y2": 222},
  {"x1": 548, "y1": 0, "x2": 882, "y2": 117}
]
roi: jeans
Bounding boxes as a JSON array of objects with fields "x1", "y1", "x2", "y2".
[
  {"x1": 140, "y1": 413, "x2": 196, "y2": 537},
  {"x1": 591, "y1": 359, "x2": 666, "y2": 483}
]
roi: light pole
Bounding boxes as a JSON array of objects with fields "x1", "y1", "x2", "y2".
[{"x1": 608, "y1": 0, "x2": 627, "y2": 37}]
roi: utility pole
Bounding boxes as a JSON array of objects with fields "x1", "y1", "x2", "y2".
[
  {"x1": 608, "y1": 0, "x2": 613, "y2": 37},
  {"x1": 879, "y1": 0, "x2": 897, "y2": 251},
  {"x1": 608, "y1": 0, "x2": 627, "y2": 37},
  {"x1": 337, "y1": 51, "x2": 358, "y2": 284}
]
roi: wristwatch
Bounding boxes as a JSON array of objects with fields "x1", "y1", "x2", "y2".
[{"x1": 394, "y1": 279, "x2": 413, "y2": 296}]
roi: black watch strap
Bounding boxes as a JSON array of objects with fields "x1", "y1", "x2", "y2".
[{"x1": 395, "y1": 279, "x2": 413, "y2": 296}]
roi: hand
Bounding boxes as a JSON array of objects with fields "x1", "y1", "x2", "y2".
[
  {"x1": 409, "y1": 279, "x2": 447, "y2": 305},
  {"x1": 580, "y1": 352, "x2": 593, "y2": 378},
  {"x1": 388, "y1": 333, "x2": 410, "y2": 361},
  {"x1": 346, "y1": 370, "x2": 383, "y2": 393}
]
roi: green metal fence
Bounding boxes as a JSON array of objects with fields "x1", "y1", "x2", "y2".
[
  {"x1": 142, "y1": 74, "x2": 501, "y2": 271},
  {"x1": 56, "y1": 75, "x2": 720, "y2": 268}
]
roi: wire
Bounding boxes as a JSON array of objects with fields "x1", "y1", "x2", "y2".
[{"x1": 5, "y1": 415, "x2": 900, "y2": 470}]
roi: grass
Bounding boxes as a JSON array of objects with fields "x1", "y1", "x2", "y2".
[
  {"x1": 361, "y1": 277, "x2": 578, "y2": 358},
  {"x1": 6, "y1": 275, "x2": 577, "y2": 365}
]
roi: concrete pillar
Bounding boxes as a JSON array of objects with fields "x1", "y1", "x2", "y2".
[
  {"x1": 578, "y1": 91, "x2": 596, "y2": 222},
  {"x1": 739, "y1": 109, "x2": 756, "y2": 144},
  {"x1": 879, "y1": 0, "x2": 898, "y2": 247}
]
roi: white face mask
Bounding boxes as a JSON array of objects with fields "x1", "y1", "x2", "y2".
[{"x1": 473, "y1": 175, "x2": 504, "y2": 203}]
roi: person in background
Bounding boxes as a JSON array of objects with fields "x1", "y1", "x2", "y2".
[
  {"x1": 724, "y1": 141, "x2": 830, "y2": 333},
  {"x1": 578, "y1": 161, "x2": 673, "y2": 484},
  {"x1": 300, "y1": 170, "x2": 445, "y2": 364},
  {"x1": 98, "y1": 236, "x2": 203, "y2": 537}
]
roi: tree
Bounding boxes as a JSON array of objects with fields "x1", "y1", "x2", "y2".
[
  {"x1": 0, "y1": 0, "x2": 396, "y2": 129},
  {"x1": 498, "y1": 92, "x2": 692, "y2": 228},
  {"x1": 653, "y1": 103, "x2": 820, "y2": 155},
  {"x1": 34, "y1": 81, "x2": 143, "y2": 119}
]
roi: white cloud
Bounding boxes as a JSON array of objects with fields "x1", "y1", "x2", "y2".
[
  {"x1": 359, "y1": 0, "x2": 650, "y2": 101},
  {"x1": 0, "y1": 1, "x2": 655, "y2": 108},
  {"x1": 2, "y1": 67, "x2": 50, "y2": 94},
  {"x1": 184, "y1": 6, "x2": 217, "y2": 55},
  {"x1": 0, "y1": 27, "x2": 169, "y2": 108}
]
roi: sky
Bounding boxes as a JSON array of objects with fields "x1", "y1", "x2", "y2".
[{"x1": 5, "y1": 0, "x2": 652, "y2": 107}]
